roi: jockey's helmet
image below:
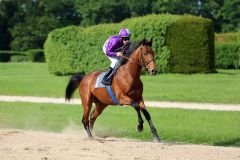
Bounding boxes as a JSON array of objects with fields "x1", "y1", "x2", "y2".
[{"x1": 119, "y1": 28, "x2": 131, "y2": 38}]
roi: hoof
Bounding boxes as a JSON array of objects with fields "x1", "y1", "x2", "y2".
[
  {"x1": 137, "y1": 124, "x2": 143, "y2": 132},
  {"x1": 153, "y1": 136, "x2": 161, "y2": 143},
  {"x1": 89, "y1": 137, "x2": 94, "y2": 141}
]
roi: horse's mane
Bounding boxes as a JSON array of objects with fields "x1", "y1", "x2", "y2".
[{"x1": 124, "y1": 38, "x2": 152, "y2": 57}]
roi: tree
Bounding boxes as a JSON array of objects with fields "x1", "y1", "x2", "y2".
[
  {"x1": 217, "y1": 0, "x2": 240, "y2": 32},
  {"x1": 0, "y1": 0, "x2": 25, "y2": 50},
  {"x1": 44, "y1": 0, "x2": 81, "y2": 26},
  {"x1": 10, "y1": 16, "x2": 61, "y2": 51},
  {"x1": 126, "y1": 0, "x2": 152, "y2": 17},
  {"x1": 198, "y1": 0, "x2": 224, "y2": 32},
  {"x1": 151, "y1": 0, "x2": 197, "y2": 15},
  {"x1": 76, "y1": 0, "x2": 130, "y2": 26}
]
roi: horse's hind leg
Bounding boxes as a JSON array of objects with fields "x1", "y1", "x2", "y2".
[
  {"x1": 80, "y1": 90, "x2": 94, "y2": 140},
  {"x1": 82, "y1": 103, "x2": 93, "y2": 140},
  {"x1": 90, "y1": 102, "x2": 107, "y2": 131}
]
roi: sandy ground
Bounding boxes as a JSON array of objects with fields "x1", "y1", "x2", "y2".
[{"x1": 0, "y1": 129, "x2": 240, "y2": 160}]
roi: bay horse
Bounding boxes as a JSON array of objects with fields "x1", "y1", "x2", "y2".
[{"x1": 65, "y1": 39, "x2": 160, "y2": 142}]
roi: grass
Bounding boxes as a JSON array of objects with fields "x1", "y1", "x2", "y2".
[
  {"x1": 0, "y1": 63, "x2": 69, "y2": 98},
  {"x1": 0, "y1": 102, "x2": 239, "y2": 146},
  {"x1": 0, "y1": 63, "x2": 240, "y2": 104}
]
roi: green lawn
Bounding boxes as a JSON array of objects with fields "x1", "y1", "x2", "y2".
[
  {"x1": 0, "y1": 102, "x2": 239, "y2": 146},
  {"x1": 0, "y1": 63, "x2": 240, "y2": 104}
]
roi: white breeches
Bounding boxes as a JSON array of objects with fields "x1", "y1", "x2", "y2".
[
  {"x1": 107, "y1": 56, "x2": 118, "y2": 68},
  {"x1": 103, "y1": 46, "x2": 118, "y2": 68}
]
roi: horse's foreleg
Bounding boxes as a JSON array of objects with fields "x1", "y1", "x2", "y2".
[
  {"x1": 119, "y1": 96, "x2": 144, "y2": 132},
  {"x1": 131, "y1": 102, "x2": 144, "y2": 132},
  {"x1": 141, "y1": 108, "x2": 161, "y2": 142},
  {"x1": 90, "y1": 102, "x2": 107, "y2": 131}
]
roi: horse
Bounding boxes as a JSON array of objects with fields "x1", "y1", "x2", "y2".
[{"x1": 65, "y1": 38, "x2": 161, "y2": 142}]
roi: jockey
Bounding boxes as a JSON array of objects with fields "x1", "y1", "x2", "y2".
[{"x1": 101, "y1": 28, "x2": 131, "y2": 85}]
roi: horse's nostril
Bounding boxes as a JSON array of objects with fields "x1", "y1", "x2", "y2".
[{"x1": 151, "y1": 69, "x2": 157, "y2": 75}]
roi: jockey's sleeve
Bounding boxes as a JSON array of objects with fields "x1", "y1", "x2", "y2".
[{"x1": 105, "y1": 37, "x2": 120, "y2": 57}]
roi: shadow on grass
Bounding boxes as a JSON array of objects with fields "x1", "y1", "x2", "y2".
[{"x1": 214, "y1": 138, "x2": 240, "y2": 147}]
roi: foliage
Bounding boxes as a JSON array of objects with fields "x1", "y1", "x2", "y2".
[
  {"x1": 10, "y1": 16, "x2": 61, "y2": 51},
  {"x1": 166, "y1": 15, "x2": 215, "y2": 73},
  {"x1": 26, "y1": 49, "x2": 45, "y2": 62},
  {"x1": 215, "y1": 32, "x2": 238, "y2": 43},
  {"x1": 76, "y1": 0, "x2": 130, "y2": 27},
  {"x1": 10, "y1": 55, "x2": 28, "y2": 62},
  {"x1": 0, "y1": 50, "x2": 25, "y2": 62},
  {"x1": 44, "y1": 14, "x2": 180, "y2": 75},
  {"x1": 215, "y1": 42, "x2": 240, "y2": 69},
  {"x1": 0, "y1": 52, "x2": 10, "y2": 62},
  {"x1": 238, "y1": 29, "x2": 240, "y2": 42},
  {"x1": 45, "y1": 14, "x2": 214, "y2": 75},
  {"x1": 218, "y1": 0, "x2": 240, "y2": 32},
  {"x1": 151, "y1": 0, "x2": 197, "y2": 15},
  {"x1": 1, "y1": 0, "x2": 240, "y2": 51}
]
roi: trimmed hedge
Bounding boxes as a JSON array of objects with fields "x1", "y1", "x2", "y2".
[
  {"x1": 10, "y1": 55, "x2": 28, "y2": 62},
  {"x1": 44, "y1": 14, "x2": 214, "y2": 75},
  {"x1": 166, "y1": 16, "x2": 215, "y2": 73},
  {"x1": 26, "y1": 49, "x2": 45, "y2": 62},
  {"x1": 238, "y1": 29, "x2": 240, "y2": 42},
  {"x1": 214, "y1": 30, "x2": 240, "y2": 69},
  {"x1": 215, "y1": 42, "x2": 240, "y2": 69},
  {"x1": 215, "y1": 32, "x2": 238, "y2": 43},
  {"x1": 0, "y1": 51, "x2": 25, "y2": 62}
]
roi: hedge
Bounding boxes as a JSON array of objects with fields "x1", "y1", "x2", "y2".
[
  {"x1": 215, "y1": 32, "x2": 238, "y2": 43},
  {"x1": 214, "y1": 30, "x2": 240, "y2": 69},
  {"x1": 215, "y1": 42, "x2": 240, "y2": 69},
  {"x1": 238, "y1": 29, "x2": 240, "y2": 42},
  {"x1": 44, "y1": 14, "x2": 214, "y2": 75},
  {"x1": 10, "y1": 55, "x2": 28, "y2": 62},
  {"x1": 26, "y1": 49, "x2": 45, "y2": 62},
  {"x1": 0, "y1": 51, "x2": 25, "y2": 62},
  {"x1": 166, "y1": 16, "x2": 215, "y2": 73}
]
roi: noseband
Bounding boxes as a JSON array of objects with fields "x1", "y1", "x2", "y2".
[{"x1": 139, "y1": 47, "x2": 155, "y2": 70}]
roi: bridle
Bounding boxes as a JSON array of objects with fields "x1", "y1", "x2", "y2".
[{"x1": 121, "y1": 46, "x2": 154, "y2": 70}]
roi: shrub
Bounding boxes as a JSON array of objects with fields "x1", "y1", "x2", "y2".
[
  {"x1": 215, "y1": 32, "x2": 238, "y2": 43},
  {"x1": 10, "y1": 55, "x2": 28, "y2": 62},
  {"x1": 166, "y1": 16, "x2": 215, "y2": 73},
  {"x1": 26, "y1": 49, "x2": 45, "y2": 62},
  {"x1": 45, "y1": 14, "x2": 214, "y2": 75},
  {"x1": 0, "y1": 51, "x2": 10, "y2": 62},
  {"x1": 0, "y1": 50, "x2": 25, "y2": 62},
  {"x1": 45, "y1": 15, "x2": 179, "y2": 75},
  {"x1": 238, "y1": 29, "x2": 240, "y2": 42},
  {"x1": 215, "y1": 42, "x2": 240, "y2": 69}
]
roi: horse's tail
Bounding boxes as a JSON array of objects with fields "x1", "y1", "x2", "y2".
[{"x1": 65, "y1": 74, "x2": 84, "y2": 101}]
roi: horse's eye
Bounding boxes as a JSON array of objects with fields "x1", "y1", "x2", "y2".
[{"x1": 143, "y1": 52, "x2": 147, "y2": 56}]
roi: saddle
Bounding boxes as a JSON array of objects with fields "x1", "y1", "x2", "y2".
[{"x1": 95, "y1": 72, "x2": 119, "y2": 105}]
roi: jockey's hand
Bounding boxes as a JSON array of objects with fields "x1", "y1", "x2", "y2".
[{"x1": 117, "y1": 52, "x2": 122, "y2": 57}]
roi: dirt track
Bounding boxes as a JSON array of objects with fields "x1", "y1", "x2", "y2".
[
  {"x1": 1, "y1": 95, "x2": 240, "y2": 111},
  {"x1": 0, "y1": 129, "x2": 240, "y2": 160}
]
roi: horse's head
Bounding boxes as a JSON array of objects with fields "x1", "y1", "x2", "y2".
[{"x1": 137, "y1": 38, "x2": 157, "y2": 75}]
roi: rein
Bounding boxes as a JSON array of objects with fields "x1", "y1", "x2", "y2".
[{"x1": 121, "y1": 46, "x2": 154, "y2": 70}]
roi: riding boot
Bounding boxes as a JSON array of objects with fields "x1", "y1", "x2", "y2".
[
  {"x1": 103, "y1": 61, "x2": 122, "y2": 85},
  {"x1": 101, "y1": 67, "x2": 113, "y2": 85}
]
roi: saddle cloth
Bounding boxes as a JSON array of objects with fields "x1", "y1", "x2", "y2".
[
  {"x1": 95, "y1": 72, "x2": 107, "y2": 88},
  {"x1": 95, "y1": 72, "x2": 119, "y2": 105}
]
